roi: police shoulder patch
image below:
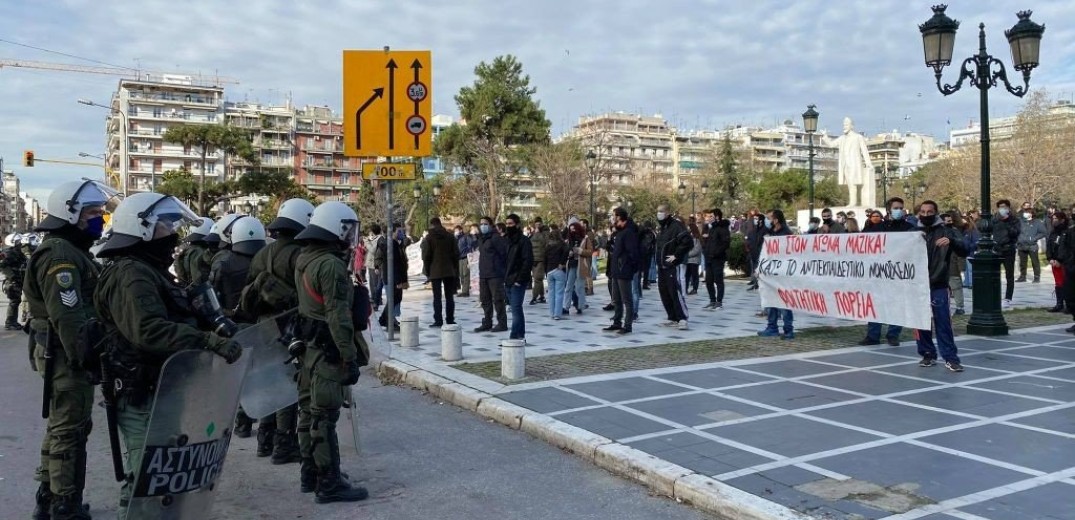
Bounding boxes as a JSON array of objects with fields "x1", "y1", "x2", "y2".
[
  {"x1": 59, "y1": 289, "x2": 79, "y2": 308},
  {"x1": 56, "y1": 271, "x2": 74, "y2": 289}
]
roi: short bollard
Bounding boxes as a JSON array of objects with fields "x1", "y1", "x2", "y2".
[
  {"x1": 441, "y1": 324, "x2": 463, "y2": 361},
  {"x1": 500, "y1": 339, "x2": 525, "y2": 380},
  {"x1": 399, "y1": 316, "x2": 419, "y2": 348}
]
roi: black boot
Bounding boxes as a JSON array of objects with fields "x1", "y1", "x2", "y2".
[
  {"x1": 271, "y1": 431, "x2": 301, "y2": 465},
  {"x1": 300, "y1": 458, "x2": 318, "y2": 493},
  {"x1": 314, "y1": 471, "x2": 369, "y2": 504},
  {"x1": 256, "y1": 425, "x2": 275, "y2": 457},
  {"x1": 32, "y1": 482, "x2": 52, "y2": 520},
  {"x1": 49, "y1": 493, "x2": 90, "y2": 520},
  {"x1": 1048, "y1": 289, "x2": 1065, "y2": 312}
]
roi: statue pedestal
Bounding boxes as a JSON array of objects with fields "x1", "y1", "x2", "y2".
[{"x1": 795, "y1": 206, "x2": 873, "y2": 231}]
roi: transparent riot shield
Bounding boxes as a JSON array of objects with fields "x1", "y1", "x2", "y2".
[
  {"x1": 237, "y1": 312, "x2": 297, "y2": 418},
  {"x1": 124, "y1": 347, "x2": 250, "y2": 520}
]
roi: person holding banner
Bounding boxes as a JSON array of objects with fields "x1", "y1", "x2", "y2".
[
  {"x1": 859, "y1": 198, "x2": 915, "y2": 346},
  {"x1": 757, "y1": 209, "x2": 795, "y2": 339},
  {"x1": 914, "y1": 201, "x2": 967, "y2": 372}
]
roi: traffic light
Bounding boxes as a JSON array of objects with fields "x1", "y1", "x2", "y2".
[{"x1": 23, "y1": 150, "x2": 34, "y2": 167}]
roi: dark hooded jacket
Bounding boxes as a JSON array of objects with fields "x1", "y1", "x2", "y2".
[
  {"x1": 922, "y1": 220, "x2": 968, "y2": 289},
  {"x1": 702, "y1": 219, "x2": 731, "y2": 260},
  {"x1": 608, "y1": 219, "x2": 640, "y2": 280},
  {"x1": 655, "y1": 216, "x2": 692, "y2": 268}
]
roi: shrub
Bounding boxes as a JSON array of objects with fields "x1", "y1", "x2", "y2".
[{"x1": 727, "y1": 233, "x2": 749, "y2": 275}]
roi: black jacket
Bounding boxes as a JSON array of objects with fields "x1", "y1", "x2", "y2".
[
  {"x1": 504, "y1": 231, "x2": 533, "y2": 287},
  {"x1": 609, "y1": 219, "x2": 641, "y2": 280},
  {"x1": 1047, "y1": 222, "x2": 1069, "y2": 262},
  {"x1": 421, "y1": 226, "x2": 460, "y2": 280},
  {"x1": 477, "y1": 231, "x2": 508, "y2": 279},
  {"x1": 923, "y1": 222, "x2": 968, "y2": 289},
  {"x1": 702, "y1": 219, "x2": 731, "y2": 260},
  {"x1": 378, "y1": 238, "x2": 409, "y2": 284},
  {"x1": 992, "y1": 215, "x2": 1021, "y2": 254},
  {"x1": 544, "y1": 238, "x2": 569, "y2": 276},
  {"x1": 655, "y1": 217, "x2": 692, "y2": 268}
]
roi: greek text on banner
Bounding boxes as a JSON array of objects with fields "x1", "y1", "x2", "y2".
[{"x1": 758, "y1": 232, "x2": 931, "y2": 330}]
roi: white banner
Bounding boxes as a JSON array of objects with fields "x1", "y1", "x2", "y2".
[
  {"x1": 406, "y1": 242, "x2": 423, "y2": 278},
  {"x1": 758, "y1": 232, "x2": 931, "y2": 330}
]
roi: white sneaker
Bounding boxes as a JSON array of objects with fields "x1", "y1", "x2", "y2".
[
  {"x1": 1002, "y1": 299, "x2": 1012, "y2": 310},
  {"x1": 659, "y1": 320, "x2": 678, "y2": 327},
  {"x1": 678, "y1": 320, "x2": 689, "y2": 330}
]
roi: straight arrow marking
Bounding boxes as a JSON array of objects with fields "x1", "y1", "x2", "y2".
[
  {"x1": 411, "y1": 58, "x2": 422, "y2": 150},
  {"x1": 387, "y1": 59, "x2": 397, "y2": 150}
]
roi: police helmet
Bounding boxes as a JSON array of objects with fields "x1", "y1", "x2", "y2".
[
  {"x1": 205, "y1": 213, "x2": 244, "y2": 247},
  {"x1": 95, "y1": 193, "x2": 201, "y2": 257},
  {"x1": 268, "y1": 198, "x2": 315, "y2": 234},
  {"x1": 37, "y1": 179, "x2": 121, "y2": 231},
  {"x1": 230, "y1": 217, "x2": 267, "y2": 256},
  {"x1": 295, "y1": 202, "x2": 358, "y2": 244},
  {"x1": 183, "y1": 217, "x2": 214, "y2": 243}
]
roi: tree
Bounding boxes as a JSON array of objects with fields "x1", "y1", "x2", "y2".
[
  {"x1": 712, "y1": 134, "x2": 744, "y2": 200},
  {"x1": 745, "y1": 168, "x2": 846, "y2": 213},
  {"x1": 156, "y1": 169, "x2": 235, "y2": 215},
  {"x1": 616, "y1": 166, "x2": 677, "y2": 224},
  {"x1": 435, "y1": 55, "x2": 551, "y2": 220},
  {"x1": 163, "y1": 123, "x2": 259, "y2": 214},
  {"x1": 528, "y1": 140, "x2": 587, "y2": 223}
]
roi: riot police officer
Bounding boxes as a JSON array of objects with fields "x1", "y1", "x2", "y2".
[
  {"x1": 238, "y1": 198, "x2": 314, "y2": 464},
  {"x1": 174, "y1": 217, "x2": 213, "y2": 286},
  {"x1": 1, "y1": 233, "x2": 28, "y2": 329},
  {"x1": 294, "y1": 201, "x2": 368, "y2": 503},
  {"x1": 93, "y1": 192, "x2": 242, "y2": 514},
  {"x1": 24, "y1": 180, "x2": 117, "y2": 519}
]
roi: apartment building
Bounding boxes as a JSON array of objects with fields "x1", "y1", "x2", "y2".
[
  {"x1": 867, "y1": 131, "x2": 941, "y2": 183},
  {"x1": 950, "y1": 99, "x2": 1075, "y2": 148},
  {"x1": 105, "y1": 76, "x2": 226, "y2": 194},
  {"x1": 293, "y1": 105, "x2": 368, "y2": 202},
  {"x1": 3, "y1": 171, "x2": 27, "y2": 233}
]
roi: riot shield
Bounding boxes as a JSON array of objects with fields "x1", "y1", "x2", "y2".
[
  {"x1": 237, "y1": 313, "x2": 297, "y2": 418},
  {"x1": 347, "y1": 384, "x2": 361, "y2": 455},
  {"x1": 125, "y1": 348, "x2": 250, "y2": 520}
]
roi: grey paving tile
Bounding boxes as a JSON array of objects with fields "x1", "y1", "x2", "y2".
[
  {"x1": 914, "y1": 514, "x2": 964, "y2": 520},
  {"x1": 873, "y1": 361, "x2": 1007, "y2": 383},
  {"x1": 703, "y1": 415, "x2": 882, "y2": 458},
  {"x1": 871, "y1": 346, "x2": 921, "y2": 357},
  {"x1": 563, "y1": 377, "x2": 687, "y2": 403},
  {"x1": 920, "y1": 423, "x2": 1075, "y2": 473},
  {"x1": 807, "y1": 400, "x2": 974, "y2": 436},
  {"x1": 735, "y1": 359, "x2": 849, "y2": 378},
  {"x1": 970, "y1": 375, "x2": 1075, "y2": 402},
  {"x1": 1046, "y1": 338, "x2": 1075, "y2": 348},
  {"x1": 810, "y1": 442, "x2": 1027, "y2": 501},
  {"x1": 497, "y1": 387, "x2": 603, "y2": 414},
  {"x1": 625, "y1": 393, "x2": 772, "y2": 427},
  {"x1": 961, "y1": 352, "x2": 1065, "y2": 373},
  {"x1": 720, "y1": 381, "x2": 862, "y2": 410},
  {"x1": 956, "y1": 338, "x2": 1031, "y2": 351},
  {"x1": 1011, "y1": 408, "x2": 1075, "y2": 435},
  {"x1": 627, "y1": 431, "x2": 772, "y2": 476},
  {"x1": 1038, "y1": 366, "x2": 1075, "y2": 381},
  {"x1": 893, "y1": 387, "x2": 1054, "y2": 417},
  {"x1": 554, "y1": 406, "x2": 670, "y2": 440},
  {"x1": 960, "y1": 481, "x2": 1075, "y2": 519},
  {"x1": 806, "y1": 351, "x2": 911, "y2": 368},
  {"x1": 652, "y1": 367, "x2": 777, "y2": 389},
  {"x1": 757, "y1": 465, "x2": 828, "y2": 487},
  {"x1": 1006, "y1": 345, "x2": 1075, "y2": 362},
  {"x1": 722, "y1": 474, "x2": 831, "y2": 514},
  {"x1": 804, "y1": 371, "x2": 940, "y2": 396},
  {"x1": 1008, "y1": 332, "x2": 1075, "y2": 344}
]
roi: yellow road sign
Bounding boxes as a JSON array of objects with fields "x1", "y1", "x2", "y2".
[
  {"x1": 343, "y1": 50, "x2": 432, "y2": 158},
  {"x1": 361, "y1": 162, "x2": 417, "y2": 181}
]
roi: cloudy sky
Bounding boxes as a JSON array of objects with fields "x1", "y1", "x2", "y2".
[{"x1": 2, "y1": 0, "x2": 1073, "y2": 205}]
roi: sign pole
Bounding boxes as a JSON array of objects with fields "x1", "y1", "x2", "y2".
[{"x1": 385, "y1": 176, "x2": 395, "y2": 341}]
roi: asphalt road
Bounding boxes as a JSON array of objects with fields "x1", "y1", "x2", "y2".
[{"x1": 0, "y1": 327, "x2": 710, "y2": 520}]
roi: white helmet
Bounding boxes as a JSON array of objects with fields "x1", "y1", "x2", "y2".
[
  {"x1": 95, "y1": 192, "x2": 200, "y2": 257},
  {"x1": 3, "y1": 234, "x2": 15, "y2": 248},
  {"x1": 205, "y1": 213, "x2": 244, "y2": 247},
  {"x1": 295, "y1": 202, "x2": 358, "y2": 244},
  {"x1": 183, "y1": 216, "x2": 214, "y2": 243},
  {"x1": 230, "y1": 217, "x2": 267, "y2": 256},
  {"x1": 219, "y1": 214, "x2": 252, "y2": 245},
  {"x1": 268, "y1": 198, "x2": 315, "y2": 234},
  {"x1": 38, "y1": 179, "x2": 122, "y2": 230}
]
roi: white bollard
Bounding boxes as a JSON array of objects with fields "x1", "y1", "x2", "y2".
[
  {"x1": 500, "y1": 339, "x2": 526, "y2": 380},
  {"x1": 441, "y1": 324, "x2": 463, "y2": 361},
  {"x1": 399, "y1": 316, "x2": 419, "y2": 348}
]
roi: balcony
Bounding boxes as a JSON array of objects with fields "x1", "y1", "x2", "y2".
[
  {"x1": 258, "y1": 139, "x2": 291, "y2": 150},
  {"x1": 128, "y1": 91, "x2": 218, "y2": 108},
  {"x1": 127, "y1": 110, "x2": 219, "y2": 123},
  {"x1": 305, "y1": 145, "x2": 341, "y2": 154}
]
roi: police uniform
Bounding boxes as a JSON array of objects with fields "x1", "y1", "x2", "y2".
[
  {"x1": 175, "y1": 241, "x2": 210, "y2": 286},
  {"x1": 0, "y1": 243, "x2": 27, "y2": 328}
]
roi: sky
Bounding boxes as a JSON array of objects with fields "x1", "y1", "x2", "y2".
[{"x1": 2, "y1": 0, "x2": 1073, "y2": 205}]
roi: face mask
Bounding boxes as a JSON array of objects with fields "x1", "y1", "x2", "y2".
[
  {"x1": 763, "y1": 217, "x2": 773, "y2": 229},
  {"x1": 396, "y1": 230, "x2": 405, "y2": 240},
  {"x1": 808, "y1": 223, "x2": 819, "y2": 231},
  {"x1": 480, "y1": 224, "x2": 491, "y2": 234},
  {"x1": 999, "y1": 207, "x2": 1010, "y2": 217},
  {"x1": 822, "y1": 217, "x2": 832, "y2": 225},
  {"x1": 84, "y1": 216, "x2": 106, "y2": 239},
  {"x1": 506, "y1": 226, "x2": 519, "y2": 236},
  {"x1": 891, "y1": 208, "x2": 905, "y2": 220},
  {"x1": 1023, "y1": 213, "x2": 1032, "y2": 220},
  {"x1": 656, "y1": 212, "x2": 667, "y2": 221},
  {"x1": 142, "y1": 233, "x2": 180, "y2": 268},
  {"x1": 919, "y1": 215, "x2": 937, "y2": 227}
]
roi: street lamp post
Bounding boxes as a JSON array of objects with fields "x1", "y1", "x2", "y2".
[
  {"x1": 585, "y1": 150, "x2": 597, "y2": 226},
  {"x1": 78, "y1": 99, "x2": 129, "y2": 195},
  {"x1": 919, "y1": 5, "x2": 1044, "y2": 336},
  {"x1": 677, "y1": 181, "x2": 708, "y2": 216},
  {"x1": 802, "y1": 104, "x2": 819, "y2": 219}
]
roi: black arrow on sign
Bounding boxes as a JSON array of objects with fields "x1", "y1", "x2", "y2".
[
  {"x1": 411, "y1": 58, "x2": 422, "y2": 149},
  {"x1": 354, "y1": 88, "x2": 384, "y2": 150},
  {"x1": 386, "y1": 59, "x2": 397, "y2": 150}
]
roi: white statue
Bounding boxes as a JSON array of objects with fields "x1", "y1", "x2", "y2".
[{"x1": 823, "y1": 117, "x2": 875, "y2": 207}]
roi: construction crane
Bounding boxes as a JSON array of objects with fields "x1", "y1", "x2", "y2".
[{"x1": 0, "y1": 58, "x2": 240, "y2": 86}]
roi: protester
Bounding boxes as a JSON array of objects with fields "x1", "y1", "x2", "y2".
[
  {"x1": 639, "y1": 220, "x2": 656, "y2": 290},
  {"x1": 1046, "y1": 211, "x2": 1069, "y2": 313},
  {"x1": 544, "y1": 224, "x2": 569, "y2": 320},
  {"x1": 654, "y1": 205, "x2": 693, "y2": 330},
  {"x1": 859, "y1": 198, "x2": 915, "y2": 346},
  {"x1": 377, "y1": 224, "x2": 408, "y2": 330},
  {"x1": 1017, "y1": 207, "x2": 1047, "y2": 284},
  {"x1": 456, "y1": 225, "x2": 476, "y2": 297},
  {"x1": 820, "y1": 207, "x2": 846, "y2": 234},
  {"x1": 685, "y1": 223, "x2": 702, "y2": 295},
  {"x1": 563, "y1": 220, "x2": 589, "y2": 315},
  {"x1": 994, "y1": 199, "x2": 1021, "y2": 308},
  {"x1": 421, "y1": 217, "x2": 460, "y2": 328},
  {"x1": 962, "y1": 210, "x2": 981, "y2": 288},
  {"x1": 942, "y1": 212, "x2": 967, "y2": 316},
  {"x1": 503, "y1": 214, "x2": 533, "y2": 342},
  {"x1": 475, "y1": 216, "x2": 508, "y2": 332},
  {"x1": 845, "y1": 215, "x2": 861, "y2": 233},
  {"x1": 366, "y1": 224, "x2": 385, "y2": 310},
  {"x1": 603, "y1": 207, "x2": 640, "y2": 334},
  {"x1": 806, "y1": 217, "x2": 821, "y2": 234},
  {"x1": 745, "y1": 210, "x2": 764, "y2": 291},
  {"x1": 757, "y1": 209, "x2": 794, "y2": 339},
  {"x1": 701, "y1": 209, "x2": 731, "y2": 310},
  {"x1": 1060, "y1": 218, "x2": 1075, "y2": 333},
  {"x1": 915, "y1": 200, "x2": 967, "y2": 371},
  {"x1": 529, "y1": 217, "x2": 549, "y2": 305}
]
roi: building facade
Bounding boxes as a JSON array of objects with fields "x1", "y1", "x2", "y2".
[{"x1": 949, "y1": 99, "x2": 1075, "y2": 148}]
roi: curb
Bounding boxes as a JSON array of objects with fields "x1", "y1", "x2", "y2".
[{"x1": 375, "y1": 357, "x2": 812, "y2": 520}]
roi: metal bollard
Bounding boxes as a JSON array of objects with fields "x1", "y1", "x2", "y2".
[
  {"x1": 399, "y1": 316, "x2": 419, "y2": 348},
  {"x1": 500, "y1": 339, "x2": 525, "y2": 380},
  {"x1": 441, "y1": 324, "x2": 463, "y2": 361}
]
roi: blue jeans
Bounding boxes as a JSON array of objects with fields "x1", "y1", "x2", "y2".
[
  {"x1": 648, "y1": 253, "x2": 658, "y2": 282},
  {"x1": 963, "y1": 257, "x2": 973, "y2": 287},
  {"x1": 866, "y1": 322, "x2": 902, "y2": 341},
  {"x1": 546, "y1": 269, "x2": 567, "y2": 318},
  {"x1": 766, "y1": 308, "x2": 794, "y2": 334},
  {"x1": 507, "y1": 284, "x2": 526, "y2": 339},
  {"x1": 917, "y1": 288, "x2": 960, "y2": 363},
  {"x1": 563, "y1": 266, "x2": 586, "y2": 311}
]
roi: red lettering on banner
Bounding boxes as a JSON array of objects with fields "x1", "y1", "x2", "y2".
[
  {"x1": 845, "y1": 235, "x2": 885, "y2": 255},
  {"x1": 784, "y1": 236, "x2": 808, "y2": 255},
  {"x1": 833, "y1": 291, "x2": 877, "y2": 319},
  {"x1": 777, "y1": 288, "x2": 829, "y2": 314},
  {"x1": 812, "y1": 235, "x2": 842, "y2": 254},
  {"x1": 765, "y1": 240, "x2": 780, "y2": 256}
]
